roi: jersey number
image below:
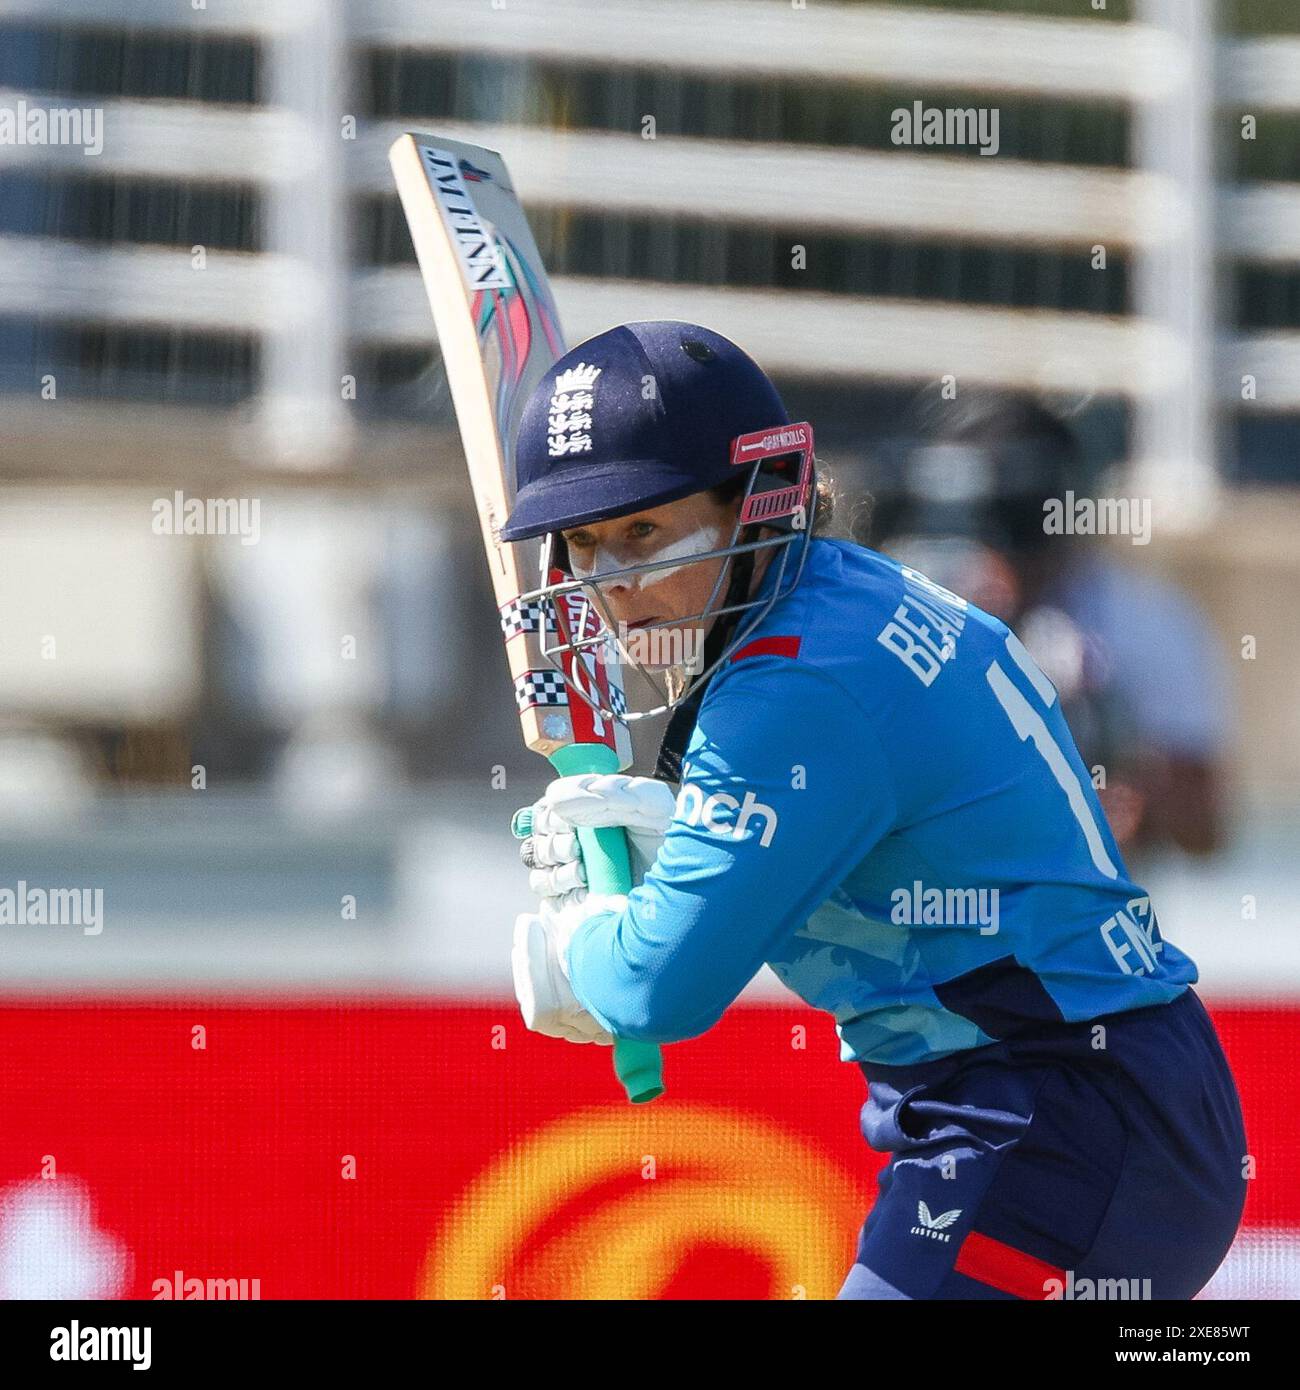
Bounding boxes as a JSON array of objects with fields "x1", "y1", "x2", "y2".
[{"x1": 986, "y1": 633, "x2": 1119, "y2": 879}]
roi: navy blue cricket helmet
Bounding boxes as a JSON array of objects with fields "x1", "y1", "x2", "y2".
[{"x1": 499, "y1": 321, "x2": 790, "y2": 543}]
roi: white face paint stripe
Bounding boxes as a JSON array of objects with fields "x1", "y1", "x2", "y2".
[{"x1": 573, "y1": 525, "x2": 728, "y2": 590}]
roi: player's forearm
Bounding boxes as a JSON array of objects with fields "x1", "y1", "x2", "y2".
[{"x1": 565, "y1": 902, "x2": 730, "y2": 1045}]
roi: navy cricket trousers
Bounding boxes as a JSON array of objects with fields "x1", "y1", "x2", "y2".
[{"x1": 838, "y1": 988, "x2": 1248, "y2": 1300}]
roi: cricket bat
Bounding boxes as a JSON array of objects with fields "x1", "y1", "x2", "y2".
[{"x1": 389, "y1": 133, "x2": 664, "y2": 1104}]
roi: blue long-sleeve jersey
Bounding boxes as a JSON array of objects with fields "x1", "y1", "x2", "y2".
[{"x1": 566, "y1": 537, "x2": 1195, "y2": 1066}]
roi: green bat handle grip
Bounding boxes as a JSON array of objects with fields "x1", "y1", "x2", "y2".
[{"x1": 518, "y1": 741, "x2": 665, "y2": 1105}]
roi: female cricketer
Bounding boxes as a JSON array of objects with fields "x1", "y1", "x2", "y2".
[{"x1": 502, "y1": 320, "x2": 1248, "y2": 1301}]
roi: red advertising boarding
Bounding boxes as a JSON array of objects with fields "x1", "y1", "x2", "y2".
[{"x1": 0, "y1": 1002, "x2": 1292, "y2": 1299}]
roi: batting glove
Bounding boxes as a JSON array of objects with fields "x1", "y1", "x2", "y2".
[
  {"x1": 511, "y1": 889, "x2": 628, "y2": 1045},
  {"x1": 517, "y1": 773, "x2": 677, "y2": 897}
]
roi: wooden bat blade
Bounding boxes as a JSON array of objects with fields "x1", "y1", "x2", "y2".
[
  {"x1": 389, "y1": 132, "x2": 631, "y2": 767},
  {"x1": 390, "y1": 133, "x2": 662, "y2": 1106}
]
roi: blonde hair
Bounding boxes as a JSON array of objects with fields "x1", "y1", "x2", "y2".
[{"x1": 809, "y1": 465, "x2": 838, "y2": 536}]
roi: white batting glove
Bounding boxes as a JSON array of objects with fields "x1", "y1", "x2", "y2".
[
  {"x1": 511, "y1": 890, "x2": 628, "y2": 1045},
  {"x1": 519, "y1": 774, "x2": 677, "y2": 898}
]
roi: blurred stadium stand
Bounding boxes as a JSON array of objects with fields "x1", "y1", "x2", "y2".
[
  {"x1": 0, "y1": 0, "x2": 1297, "y2": 993},
  {"x1": 0, "y1": 0, "x2": 1296, "y2": 809},
  {"x1": 1, "y1": 0, "x2": 1298, "y2": 1057}
]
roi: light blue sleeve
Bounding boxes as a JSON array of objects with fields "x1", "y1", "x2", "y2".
[{"x1": 564, "y1": 657, "x2": 899, "y2": 1043}]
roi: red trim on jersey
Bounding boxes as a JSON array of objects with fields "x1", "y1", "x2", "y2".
[
  {"x1": 729, "y1": 635, "x2": 802, "y2": 664},
  {"x1": 953, "y1": 1230, "x2": 1065, "y2": 1300}
]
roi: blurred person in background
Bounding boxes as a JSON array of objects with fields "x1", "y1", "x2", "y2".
[
  {"x1": 199, "y1": 498, "x2": 471, "y2": 810},
  {"x1": 870, "y1": 391, "x2": 1231, "y2": 860}
]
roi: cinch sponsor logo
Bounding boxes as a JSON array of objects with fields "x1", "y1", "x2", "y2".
[
  {"x1": 910, "y1": 1200, "x2": 961, "y2": 1243},
  {"x1": 890, "y1": 880, "x2": 999, "y2": 935},
  {"x1": 676, "y1": 780, "x2": 778, "y2": 848}
]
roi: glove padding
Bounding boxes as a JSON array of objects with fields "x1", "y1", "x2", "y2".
[
  {"x1": 519, "y1": 773, "x2": 676, "y2": 899},
  {"x1": 511, "y1": 890, "x2": 628, "y2": 1045}
]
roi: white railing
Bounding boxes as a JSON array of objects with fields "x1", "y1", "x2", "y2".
[
  {"x1": 0, "y1": 0, "x2": 1294, "y2": 482},
  {"x1": 3, "y1": 0, "x2": 1297, "y2": 106}
]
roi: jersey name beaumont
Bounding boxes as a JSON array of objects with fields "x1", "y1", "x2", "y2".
[{"x1": 876, "y1": 567, "x2": 968, "y2": 686}]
